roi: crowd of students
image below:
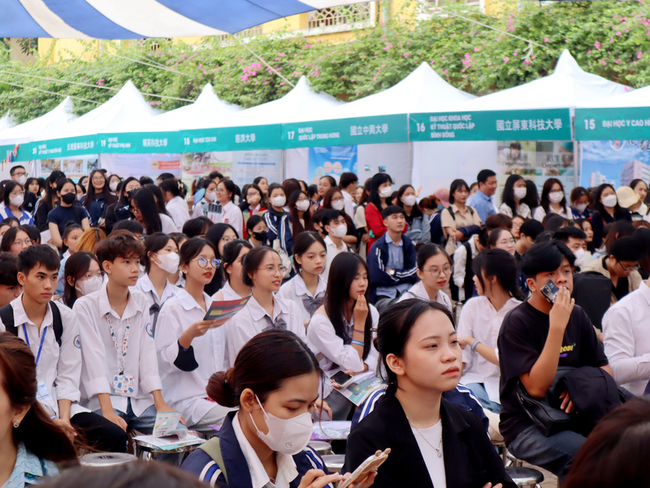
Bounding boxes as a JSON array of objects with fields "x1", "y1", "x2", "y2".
[{"x1": 0, "y1": 165, "x2": 649, "y2": 488}]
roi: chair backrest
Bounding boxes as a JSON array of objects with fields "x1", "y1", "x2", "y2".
[{"x1": 572, "y1": 271, "x2": 612, "y2": 330}]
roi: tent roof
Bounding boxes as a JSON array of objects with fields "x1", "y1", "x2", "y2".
[
  {"x1": 455, "y1": 50, "x2": 631, "y2": 111},
  {"x1": 43, "y1": 81, "x2": 157, "y2": 140},
  {"x1": 582, "y1": 84, "x2": 650, "y2": 108},
  {"x1": 313, "y1": 62, "x2": 476, "y2": 120},
  {"x1": 0, "y1": 98, "x2": 76, "y2": 145},
  {"x1": 121, "y1": 83, "x2": 241, "y2": 132},
  {"x1": 0, "y1": 111, "x2": 15, "y2": 133},
  {"x1": 1, "y1": 0, "x2": 362, "y2": 39},
  {"x1": 224, "y1": 76, "x2": 345, "y2": 126}
]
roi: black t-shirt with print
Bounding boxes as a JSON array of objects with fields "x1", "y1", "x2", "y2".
[{"x1": 497, "y1": 300, "x2": 608, "y2": 444}]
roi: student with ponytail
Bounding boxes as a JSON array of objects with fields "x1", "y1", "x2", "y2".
[
  {"x1": 181, "y1": 329, "x2": 377, "y2": 488},
  {"x1": 213, "y1": 240, "x2": 253, "y2": 301},
  {"x1": 160, "y1": 179, "x2": 190, "y2": 232}
]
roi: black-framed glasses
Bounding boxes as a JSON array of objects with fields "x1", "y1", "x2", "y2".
[{"x1": 193, "y1": 258, "x2": 221, "y2": 269}]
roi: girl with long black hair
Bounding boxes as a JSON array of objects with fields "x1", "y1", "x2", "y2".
[
  {"x1": 103, "y1": 176, "x2": 140, "y2": 234},
  {"x1": 130, "y1": 187, "x2": 176, "y2": 236},
  {"x1": 499, "y1": 174, "x2": 532, "y2": 219},
  {"x1": 83, "y1": 170, "x2": 116, "y2": 226}
]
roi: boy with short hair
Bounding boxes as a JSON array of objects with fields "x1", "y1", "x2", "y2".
[
  {"x1": 322, "y1": 209, "x2": 352, "y2": 277},
  {"x1": 74, "y1": 232, "x2": 178, "y2": 433},
  {"x1": 0, "y1": 253, "x2": 21, "y2": 307},
  {"x1": 0, "y1": 245, "x2": 128, "y2": 451},
  {"x1": 339, "y1": 172, "x2": 359, "y2": 220},
  {"x1": 498, "y1": 241, "x2": 612, "y2": 477},
  {"x1": 367, "y1": 205, "x2": 418, "y2": 303}
]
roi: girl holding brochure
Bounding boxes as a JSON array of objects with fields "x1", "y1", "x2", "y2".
[
  {"x1": 306, "y1": 252, "x2": 379, "y2": 420},
  {"x1": 213, "y1": 240, "x2": 252, "y2": 301},
  {"x1": 278, "y1": 232, "x2": 328, "y2": 326},
  {"x1": 155, "y1": 238, "x2": 232, "y2": 433}
]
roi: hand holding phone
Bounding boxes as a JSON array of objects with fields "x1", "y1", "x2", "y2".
[
  {"x1": 331, "y1": 371, "x2": 354, "y2": 389},
  {"x1": 338, "y1": 449, "x2": 390, "y2": 488}
]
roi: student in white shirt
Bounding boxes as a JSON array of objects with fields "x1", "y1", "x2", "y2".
[
  {"x1": 192, "y1": 179, "x2": 220, "y2": 222},
  {"x1": 453, "y1": 232, "x2": 485, "y2": 303},
  {"x1": 339, "y1": 172, "x2": 358, "y2": 221},
  {"x1": 136, "y1": 233, "x2": 180, "y2": 336},
  {"x1": 130, "y1": 187, "x2": 177, "y2": 236},
  {"x1": 160, "y1": 179, "x2": 191, "y2": 232},
  {"x1": 322, "y1": 209, "x2": 351, "y2": 279},
  {"x1": 533, "y1": 178, "x2": 573, "y2": 222},
  {"x1": 215, "y1": 179, "x2": 244, "y2": 238},
  {"x1": 457, "y1": 249, "x2": 523, "y2": 437},
  {"x1": 181, "y1": 329, "x2": 376, "y2": 488},
  {"x1": 224, "y1": 246, "x2": 310, "y2": 368},
  {"x1": 58, "y1": 251, "x2": 104, "y2": 309},
  {"x1": 1, "y1": 245, "x2": 128, "y2": 452},
  {"x1": 278, "y1": 231, "x2": 327, "y2": 327},
  {"x1": 73, "y1": 232, "x2": 180, "y2": 434},
  {"x1": 55, "y1": 224, "x2": 83, "y2": 296},
  {"x1": 399, "y1": 243, "x2": 453, "y2": 312},
  {"x1": 245, "y1": 215, "x2": 267, "y2": 248},
  {"x1": 155, "y1": 238, "x2": 232, "y2": 432},
  {"x1": 213, "y1": 240, "x2": 252, "y2": 301},
  {"x1": 307, "y1": 252, "x2": 379, "y2": 419},
  {"x1": 204, "y1": 223, "x2": 238, "y2": 296}
]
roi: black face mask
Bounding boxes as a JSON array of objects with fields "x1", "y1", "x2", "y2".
[
  {"x1": 253, "y1": 230, "x2": 268, "y2": 242},
  {"x1": 61, "y1": 193, "x2": 76, "y2": 205}
]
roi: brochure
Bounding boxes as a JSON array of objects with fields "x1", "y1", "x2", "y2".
[
  {"x1": 203, "y1": 296, "x2": 251, "y2": 327},
  {"x1": 153, "y1": 411, "x2": 185, "y2": 438},
  {"x1": 311, "y1": 420, "x2": 351, "y2": 441},
  {"x1": 335, "y1": 372, "x2": 384, "y2": 407},
  {"x1": 133, "y1": 434, "x2": 204, "y2": 451}
]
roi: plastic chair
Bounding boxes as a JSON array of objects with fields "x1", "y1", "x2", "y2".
[{"x1": 505, "y1": 466, "x2": 544, "y2": 487}]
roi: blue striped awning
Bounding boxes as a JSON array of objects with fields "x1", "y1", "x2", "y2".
[{"x1": 1, "y1": 0, "x2": 363, "y2": 39}]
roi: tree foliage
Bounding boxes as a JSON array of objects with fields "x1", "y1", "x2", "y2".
[{"x1": 0, "y1": 0, "x2": 649, "y2": 124}]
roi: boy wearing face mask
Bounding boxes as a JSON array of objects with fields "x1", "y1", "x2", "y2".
[
  {"x1": 0, "y1": 245, "x2": 129, "y2": 453},
  {"x1": 321, "y1": 210, "x2": 352, "y2": 279}
]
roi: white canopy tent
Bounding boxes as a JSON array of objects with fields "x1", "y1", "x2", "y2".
[
  {"x1": 580, "y1": 84, "x2": 650, "y2": 108},
  {"x1": 0, "y1": 97, "x2": 76, "y2": 145}
]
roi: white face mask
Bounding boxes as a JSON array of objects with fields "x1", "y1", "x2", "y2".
[
  {"x1": 329, "y1": 223, "x2": 348, "y2": 238},
  {"x1": 76, "y1": 275, "x2": 103, "y2": 296},
  {"x1": 602, "y1": 194, "x2": 617, "y2": 208},
  {"x1": 15, "y1": 175, "x2": 27, "y2": 186},
  {"x1": 250, "y1": 395, "x2": 313, "y2": 455},
  {"x1": 205, "y1": 191, "x2": 217, "y2": 202},
  {"x1": 574, "y1": 203, "x2": 588, "y2": 213},
  {"x1": 271, "y1": 195, "x2": 286, "y2": 208},
  {"x1": 331, "y1": 200, "x2": 345, "y2": 211},
  {"x1": 401, "y1": 195, "x2": 417, "y2": 206},
  {"x1": 573, "y1": 248, "x2": 586, "y2": 268},
  {"x1": 378, "y1": 186, "x2": 393, "y2": 199},
  {"x1": 295, "y1": 200, "x2": 310, "y2": 212},
  {"x1": 109, "y1": 181, "x2": 118, "y2": 192},
  {"x1": 9, "y1": 195, "x2": 24, "y2": 208},
  {"x1": 514, "y1": 187, "x2": 527, "y2": 200},
  {"x1": 155, "y1": 252, "x2": 180, "y2": 274},
  {"x1": 548, "y1": 191, "x2": 564, "y2": 204}
]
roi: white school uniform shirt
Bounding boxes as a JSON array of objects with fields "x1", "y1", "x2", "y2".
[
  {"x1": 215, "y1": 201, "x2": 244, "y2": 238},
  {"x1": 159, "y1": 213, "x2": 178, "y2": 234},
  {"x1": 453, "y1": 236, "x2": 480, "y2": 302},
  {"x1": 323, "y1": 235, "x2": 351, "y2": 280},
  {"x1": 233, "y1": 412, "x2": 298, "y2": 488},
  {"x1": 342, "y1": 189, "x2": 356, "y2": 221},
  {"x1": 166, "y1": 196, "x2": 191, "y2": 232},
  {"x1": 0, "y1": 296, "x2": 82, "y2": 419},
  {"x1": 277, "y1": 274, "x2": 327, "y2": 325},
  {"x1": 398, "y1": 281, "x2": 453, "y2": 313},
  {"x1": 457, "y1": 296, "x2": 521, "y2": 404},
  {"x1": 224, "y1": 295, "x2": 311, "y2": 368},
  {"x1": 135, "y1": 274, "x2": 179, "y2": 316},
  {"x1": 73, "y1": 283, "x2": 162, "y2": 416},
  {"x1": 603, "y1": 282, "x2": 650, "y2": 396},
  {"x1": 306, "y1": 306, "x2": 379, "y2": 397},
  {"x1": 155, "y1": 289, "x2": 227, "y2": 426},
  {"x1": 213, "y1": 281, "x2": 247, "y2": 301},
  {"x1": 533, "y1": 204, "x2": 573, "y2": 222}
]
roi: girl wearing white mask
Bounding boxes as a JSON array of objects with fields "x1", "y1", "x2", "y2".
[
  {"x1": 533, "y1": 178, "x2": 572, "y2": 223},
  {"x1": 0, "y1": 181, "x2": 33, "y2": 225},
  {"x1": 136, "y1": 233, "x2": 180, "y2": 336},
  {"x1": 365, "y1": 173, "x2": 398, "y2": 252},
  {"x1": 181, "y1": 329, "x2": 377, "y2": 488},
  {"x1": 288, "y1": 190, "x2": 313, "y2": 242},
  {"x1": 570, "y1": 186, "x2": 592, "y2": 219},
  {"x1": 192, "y1": 178, "x2": 221, "y2": 222},
  {"x1": 263, "y1": 183, "x2": 293, "y2": 256},
  {"x1": 499, "y1": 174, "x2": 532, "y2": 219},
  {"x1": 397, "y1": 184, "x2": 431, "y2": 244},
  {"x1": 155, "y1": 238, "x2": 232, "y2": 433},
  {"x1": 323, "y1": 188, "x2": 358, "y2": 247},
  {"x1": 591, "y1": 183, "x2": 632, "y2": 249},
  {"x1": 59, "y1": 251, "x2": 104, "y2": 308},
  {"x1": 213, "y1": 239, "x2": 253, "y2": 301}
]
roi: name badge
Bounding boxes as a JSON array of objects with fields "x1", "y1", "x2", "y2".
[
  {"x1": 113, "y1": 374, "x2": 136, "y2": 395},
  {"x1": 36, "y1": 382, "x2": 51, "y2": 403}
]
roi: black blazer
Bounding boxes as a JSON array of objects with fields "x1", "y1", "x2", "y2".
[{"x1": 344, "y1": 387, "x2": 516, "y2": 488}]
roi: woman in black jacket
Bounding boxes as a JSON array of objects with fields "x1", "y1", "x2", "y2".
[{"x1": 344, "y1": 299, "x2": 515, "y2": 488}]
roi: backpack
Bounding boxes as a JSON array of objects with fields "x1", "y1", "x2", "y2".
[
  {"x1": 572, "y1": 271, "x2": 612, "y2": 330},
  {"x1": 0, "y1": 303, "x2": 64, "y2": 347},
  {"x1": 429, "y1": 212, "x2": 445, "y2": 245}
]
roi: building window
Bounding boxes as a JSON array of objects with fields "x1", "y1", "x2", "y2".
[
  {"x1": 417, "y1": 0, "x2": 481, "y2": 17},
  {"x1": 307, "y1": 3, "x2": 373, "y2": 29},
  {"x1": 217, "y1": 26, "x2": 263, "y2": 42}
]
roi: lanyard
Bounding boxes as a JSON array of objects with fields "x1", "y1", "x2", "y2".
[
  {"x1": 106, "y1": 315, "x2": 131, "y2": 375},
  {"x1": 22, "y1": 324, "x2": 48, "y2": 366}
]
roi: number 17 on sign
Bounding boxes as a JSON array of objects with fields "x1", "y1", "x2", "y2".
[{"x1": 287, "y1": 131, "x2": 295, "y2": 140}]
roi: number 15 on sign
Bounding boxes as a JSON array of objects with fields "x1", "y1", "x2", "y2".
[{"x1": 584, "y1": 119, "x2": 595, "y2": 130}]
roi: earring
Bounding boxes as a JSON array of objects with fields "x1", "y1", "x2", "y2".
[{"x1": 12, "y1": 421, "x2": 19, "y2": 428}]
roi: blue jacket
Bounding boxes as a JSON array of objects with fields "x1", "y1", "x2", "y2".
[
  {"x1": 367, "y1": 234, "x2": 418, "y2": 302},
  {"x1": 264, "y1": 207, "x2": 293, "y2": 255},
  {"x1": 181, "y1": 412, "x2": 327, "y2": 488}
]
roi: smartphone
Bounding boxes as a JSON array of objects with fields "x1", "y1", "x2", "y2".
[
  {"x1": 541, "y1": 280, "x2": 560, "y2": 304},
  {"x1": 338, "y1": 449, "x2": 391, "y2": 488},
  {"x1": 331, "y1": 371, "x2": 353, "y2": 387}
]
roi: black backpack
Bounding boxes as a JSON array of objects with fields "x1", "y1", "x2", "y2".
[
  {"x1": 572, "y1": 271, "x2": 612, "y2": 331},
  {"x1": 0, "y1": 303, "x2": 64, "y2": 346}
]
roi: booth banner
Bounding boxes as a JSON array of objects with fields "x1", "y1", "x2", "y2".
[
  {"x1": 100, "y1": 153, "x2": 182, "y2": 179},
  {"x1": 181, "y1": 152, "x2": 233, "y2": 190},
  {"x1": 580, "y1": 140, "x2": 650, "y2": 188},
  {"x1": 180, "y1": 125, "x2": 283, "y2": 153},
  {"x1": 308, "y1": 145, "x2": 358, "y2": 185},
  {"x1": 410, "y1": 109, "x2": 572, "y2": 142},
  {"x1": 37, "y1": 156, "x2": 98, "y2": 178},
  {"x1": 283, "y1": 114, "x2": 408, "y2": 148},
  {"x1": 576, "y1": 107, "x2": 650, "y2": 141},
  {"x1": 29, "y1": 135, "x2": 98, "y2": 160}
]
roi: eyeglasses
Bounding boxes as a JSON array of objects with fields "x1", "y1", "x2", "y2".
[
  {"x1": 498, "y1": 239, "x2": 517, "y2": 246},
  {"x1": 10, "y1": 191, "x2": 25, "y2": 197},
  {"x1": 193, "y1": 258, "x2": 221, "y2": 269},
  {"x1": 13, "y1": 172, "x2": 26, "y2": 177},
  {"x1": 424, "y1": 266, "x2": 452, "y2": 277},
  {"x1": 258, "y1": 265, "x2": 287, "y2": 276},
  {"x1": 332, "y1": 198, "x2": 344, "y2": 204},
  {"x1": 130, "y1": 207, "x2": 142, "y2": 215},
  {"x1": 618, "y1": 262, "x2": 640, "y2": 273},
  {"x1": 13, "y1": 239, "x2": 31, "y2": 247}
]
